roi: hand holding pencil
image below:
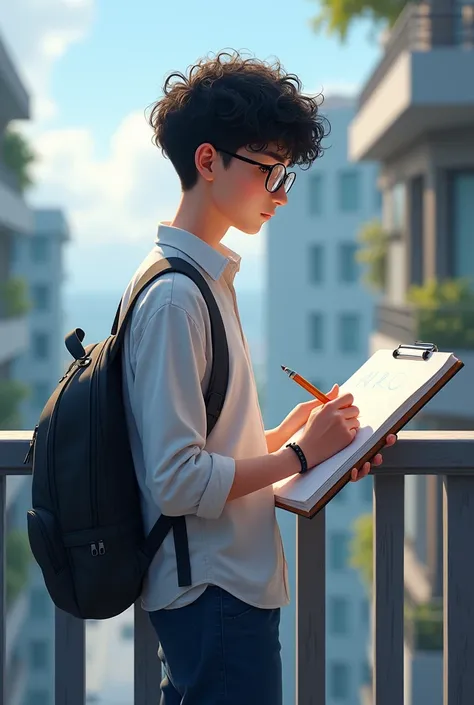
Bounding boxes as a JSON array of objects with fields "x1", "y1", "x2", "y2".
[{"x1": 280, "y1": 364, "x2": 397, "y2": 481}]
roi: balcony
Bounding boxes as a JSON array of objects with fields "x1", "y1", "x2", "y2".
[
  {"x1": 0, "y1": 33, "x2": 29, "y2": 123},
  {"x1": 349, "y1": 4, "x2": 474, "y2": 161},
  {"x1": 0, "y1": 316, "x2": 29, "y2": 366},
  {"x1": 1, "y1": 431, "x2": 474, "y2": 704},
  {"x1": 373, "y1": 302, "x2": 474, "y2": 420}
]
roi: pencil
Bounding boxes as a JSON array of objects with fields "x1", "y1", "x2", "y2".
[{"x1": 281, "y1": 365, "x2": 331, "y2": 405}]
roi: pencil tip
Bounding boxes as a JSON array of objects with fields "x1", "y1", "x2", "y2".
[{"x1": 281, "y1": 365, "x2": 286, "y2": 371}]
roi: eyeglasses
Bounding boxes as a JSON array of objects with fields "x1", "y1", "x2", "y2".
[{"x1": 215, "y1": 148, "x2": 296, "y2": 194}]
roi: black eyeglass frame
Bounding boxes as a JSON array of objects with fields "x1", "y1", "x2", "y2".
[{"x1": 215, "y1": 147, "x2": 296, "y2": 194}]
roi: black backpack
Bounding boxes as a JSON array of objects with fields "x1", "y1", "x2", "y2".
[{"x1": 26, "y1": 257, "x2": 229, "y2": 620}]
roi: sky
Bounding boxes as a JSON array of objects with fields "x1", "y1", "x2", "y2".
[{"x1": 0, "y1": 0, "x2": 384, "y2": 293}]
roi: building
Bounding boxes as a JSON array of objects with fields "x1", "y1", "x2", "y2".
[
  {"x1": 10, "y1": 208, "x2": 70, "y2": 705},
  {"x1": 12, "y1": 208, "x2": 71, "y2": 430},
  {"x1": 0, "y1": 30, "x2": 35, "y2": 705},
  {"x1": 265, "y1": 96, "x2": 381, "y2": 705},
  {"x1": 348, "y1": 3, "x2": 474, "y2": 703}
]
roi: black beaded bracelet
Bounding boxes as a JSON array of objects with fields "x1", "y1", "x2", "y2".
[{"x1": 286, "y1": 442, "x2": 308, "y2": 474}]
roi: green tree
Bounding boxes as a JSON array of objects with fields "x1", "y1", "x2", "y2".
[
  {"x1": 2, "y1": 127, "x2": 36, "y2": 192},
  {"x1": 350, "y1": 512, "x2": 373, "y2": 593},
  {"x1": 356, "y1": 219, "x2": 389, "y2": 293},
  {"x1": 6, "y1": 530, "x2": 31, "y2": 607},
  {"x1": 0, "y1": 379, "x2": 30, "y2": 430},
  {"x1": 310, "y1": 0, "x2": 408, "y2": 41},
  {"x1": 0, "y1": 277, "x2": 31, "y2": 318}
]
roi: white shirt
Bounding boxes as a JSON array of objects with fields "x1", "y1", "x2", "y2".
[{"x1": 120, "y1": 223, "x2": 289, "y2": 611}]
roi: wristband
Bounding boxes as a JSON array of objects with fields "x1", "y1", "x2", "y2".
[{"x1": 285, "y1": 442, "x2": 308, "y2": 474}]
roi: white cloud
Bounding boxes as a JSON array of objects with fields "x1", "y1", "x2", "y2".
[{"x1": 0, "y1": 0, "x2": 94, "y2": 122}]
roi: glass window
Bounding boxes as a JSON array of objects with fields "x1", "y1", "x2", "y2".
[
  {"x1": 329, "y1": 532, "x2": 349, "y2": 570},
  {"x1": 451, "y1": 172, "x2": 474, "y2": 282},
  {"x1": 30, "y1": 587, "x2": 50, "y2": 618},
  {"x1": 309, "y1": 173, "x2": 323, "y2": 215},
  {"x1": 391, "y1": 182, "x2": 406, "y2": 232},
  {"x1": 308, "y1": 312, "x2": 324, "y2": 351},
  {"x1": 338, "y1": 313, "x2": 361, "y2": 353},
  {"x1": 339, "y1": 243, "x2": 359, "y2": 283},
  {"x1": 32, "y1": 284, "x2": 50, "y2": 311},
  {"x1": 30, "y1": 640, "x2": 49, "y2": 670},
  {"x1": 31, "y1": 236, "x2": 49, "y2": 263},
  {"x1": 309, "y1": 244, "x2": 324, "y2": 284},
  {"x1": 330, "y1": 661, "x2": 350, "y2": 700},
  {"x1": 32, "y1": 333, "x2": 49, "y2": 360},
  {"x1": 329, "y1": 596, "x2": 350, "y2": 635},
  {"x1": 338, "y1": 171, "x2": 360, "y2": 213}
]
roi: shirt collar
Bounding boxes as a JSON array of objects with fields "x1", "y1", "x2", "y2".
[{"x1": 154, "y1": 222, "x2": 241, "y2": 281}]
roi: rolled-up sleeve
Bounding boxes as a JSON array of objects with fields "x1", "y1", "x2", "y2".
[{"x1": 131, "y1": 297, "x2": 235, "y2": 519}]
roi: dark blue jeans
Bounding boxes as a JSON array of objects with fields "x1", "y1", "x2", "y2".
[{"x1": 149, "y1": 585, "x2": 282, "y2": 705}]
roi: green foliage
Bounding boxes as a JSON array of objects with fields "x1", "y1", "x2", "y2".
[
  {"x1": 2, "y1": 127, "x2": 36, "y2": 192},
  {"x1": 350, "y1": 512, "x2": 373, "y2": 593},
  {"x1": 407, "y1": 278, "x2": 474, "y2": 349},
  {"x1": 406, "y1": 601, "x2": 443, "y2": 651},
  {"x1": 0, "y1": 277, "x2": 31, "y2": 318},
  {"x1": 356, "y1": 219, "x2": 389, "y2": 293},
  {"x1": 6, "y1": 530, "x2": 31, "y2": 607},
  {"x1": 0, "y1": 379, "x2": 30, "y2": 430},
  {"x1": 309, "y1": 0, "x2": 407, "y2": 41}
]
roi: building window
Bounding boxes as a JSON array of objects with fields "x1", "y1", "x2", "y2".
[
  {"x1": 450, "y1": 171, "x2": 474, "y2": 282},
  {"x1": 339, "y1": 243, "x2": 359, "y2": 283},
  {"x1": 329, "y1": 532, "x2": 349, "y2": 570},
  {"x1": 391, "y1": 182, "x2": 406, "y2": 232},
  {"x1": 338, "y1": 171, "x2": 360, "y2": 213},
  {"x1": 338, "y1": 313, "x2": 361, "y2": 353},
  {"x1": 330, "y1": 661, "x2": 350, "y2": 700},
  {"x1": 329, "y1": 596, "x2": 350, "y2": 635},
  {"x1": 309, "y1": 312, "x2": 324, "y2": 351},
  {"x1": 30, "y1": 587, "x2": 50, "y2": 619},
  {"x1": 32, "y1": 332, "x2": 49, "y2": 360},
  {"x1": 309, "y1": 174, "x2": 323, "y2": 215},
  {"x1": 309, "y1": 244, "x2": 324, "y2": 284},
  {"x1": 32, "y1": 284, "x2": 50, "y2": 311},
  {"x1": 30, "y1": 640, "x2": 49, "y2": 670},
  {"x1": 31, "y1": 236, "x2": 49, "y2": 263}
]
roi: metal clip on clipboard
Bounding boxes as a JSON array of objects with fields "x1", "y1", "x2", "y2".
[{"x1": 392, "y1": 341, "x2": 439, "y2": 360}]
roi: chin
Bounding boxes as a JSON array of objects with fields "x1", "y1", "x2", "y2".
[{"x1": 239, "y1": 223, "x2": 263, "y2": 236}]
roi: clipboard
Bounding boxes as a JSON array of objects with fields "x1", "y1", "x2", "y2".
[{"x1": 274, "y1": 342, "x2": 464, "y2": 519}]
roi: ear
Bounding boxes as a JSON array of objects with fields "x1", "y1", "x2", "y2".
[{"x1": 195, "y1": 143, "x2": 217, "y2": 184}]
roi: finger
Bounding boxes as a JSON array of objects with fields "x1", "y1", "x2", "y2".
[
  {"x1": 372, "y1": 453, "x2": 383, "y2": 466},
  {"x1": 326, "y1": 383, "x2": 339, "y2": 400},
  {"x1": 346, "y1": 417, "x2": 360, "y2": 431},
  {"x1": 385, "y1": 434, "x2": 397, "y2": 446}
]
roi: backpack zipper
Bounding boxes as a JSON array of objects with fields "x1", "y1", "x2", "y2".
[
  {"x1": 24, "y1": 425, "x2": 39, "y2": 465},
  {"x1": 90, "y1": 345, "x2": 105, "y2": 527}
]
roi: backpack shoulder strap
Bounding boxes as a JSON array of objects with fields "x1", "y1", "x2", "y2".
[{"x1": 111, "y1": 257, "x2": 229, "y2": 437}]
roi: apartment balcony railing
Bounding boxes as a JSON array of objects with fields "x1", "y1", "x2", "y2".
[
  {"x1": 376, "y1": 302, "x2": 474, "y2": 350},
  {"x1": 1, "y1": 430, "x2": 474, "y2": 704},
  {"x1": 358, "y1": 4, "x2": 474, "y2": 109}
]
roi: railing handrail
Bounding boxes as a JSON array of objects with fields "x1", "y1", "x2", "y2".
[{"x1": 358, "y1": 3, "x2": 474, "y2": 109}]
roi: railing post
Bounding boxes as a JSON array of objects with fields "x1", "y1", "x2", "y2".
[
  {"x1": 296, "y1": 509, "x2": 325, "y2": 705},
  {"x1": 443, "y1": 475, "x2": 474, "y2": 705},
  {"x1": 134, "y1": 600, "x2": 161, "y2": 704},
  {"x1": 373, "y1": 474, "x2": 404, "y2": 705},
  {"x1": 0, "y1": 475, "x2": 6, "y2": 705},
  {"x1": 55, "y1": 608, "x2": 85, "y2": 704}
]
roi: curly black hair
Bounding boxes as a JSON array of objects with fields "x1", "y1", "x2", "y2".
[{"x1": 147, "y1": 50, "x2": 330, "y2": 190}]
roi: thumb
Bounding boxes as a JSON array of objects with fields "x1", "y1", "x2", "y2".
[{"x1": 326, "y1": 383, "x2": 339, "y2": 400}]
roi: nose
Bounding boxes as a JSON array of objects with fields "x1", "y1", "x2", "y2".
[{"x1": 272, "y1": 183, "x2": 288, "y2": 207}]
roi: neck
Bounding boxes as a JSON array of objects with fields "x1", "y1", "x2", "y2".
[{"x1": 170, "y1": 184, "x2": 229, "y2": 249}]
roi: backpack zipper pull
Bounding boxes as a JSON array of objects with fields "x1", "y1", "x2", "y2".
[
  {"x1": 90, "y1": 543, "x2": 99, "y2": 557},
  {"x1": 98, "y1": 541, "x2": 106, "y2": 555},
  {"x1": 24, "y1": 425, "x2": 39, "y2": 465}
]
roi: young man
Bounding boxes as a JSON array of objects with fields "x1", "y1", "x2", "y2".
[{"x1": 120, "y1": 51, "x2": 396, "y2": 705}]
